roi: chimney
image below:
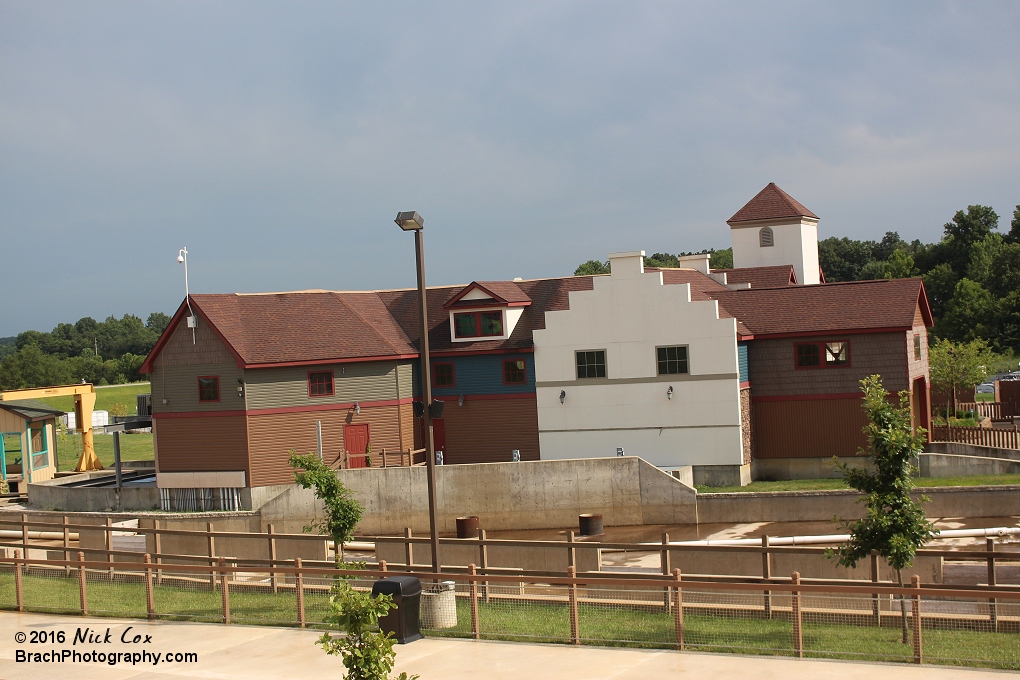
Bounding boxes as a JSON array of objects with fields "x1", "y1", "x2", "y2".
[
  {"x1": 678, "y1": 253, "x2": 711, "y2": 275},
  {"x1": 607, "y1": 251, "x2": 646, "y2": 279}
]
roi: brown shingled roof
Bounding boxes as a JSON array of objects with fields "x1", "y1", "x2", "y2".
[
  {"x1": 442, "y1": 281, "x2": 532, "y2": 309},
  {"x1": 707, "y1": 278, "x2": 932, "y2": 337},
  {"x1": 728, "y1": 183, "x2": 818, "y2": 224},
  {"x1": 713, "y1": 265, "x2": 798, "y2": 288}
]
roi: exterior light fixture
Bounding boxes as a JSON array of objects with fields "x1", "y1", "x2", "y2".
[
  {"x1": 458, "y1": 395, "x2": 464, "y2": 407},
  {"x1": 667, "y1": 385, "x2": 673, "y2": 400},
  {"x1": 559, "y1": 390, "x2": 566, "y2": 404},
  {"x1": 617, "y1": 447, "x2": 625, "y2": 457},
  {"x1": 354, "y1": 402, "x2": 361, "y2": 415},
  {"x1": 237, "y1": 379, "x2": 244, "y2": 398},
  {"x1": 512, "y1": 449, "x2": 521, "y2": 462},
  {"x1": 178, "y1": 247, "x2": 197, "y2": 344},
  {"x1": 394, "y1": 211, "x2": 424, "y2": 231}
]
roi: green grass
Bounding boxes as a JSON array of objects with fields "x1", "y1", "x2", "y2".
[
  {"x1": 1, "y1": 571, "x2": 1017, "y2": 669},
  {"x1": 33, "y1": 382, "x2": 150, "y2": 416},
  {"x1": 2, "y1": 432, "x2": 153, "y2": 472},
  {"x1": 697, "y1": 474, "x2": 1020, "y2": 494}
]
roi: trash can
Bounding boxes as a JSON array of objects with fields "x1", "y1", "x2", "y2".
[
  {"x1": 372, "y1": 576, "x2": 422, "y2": 644},
  {"x1": 421, "y1": 580, "x2": 458, "y2": 629}
]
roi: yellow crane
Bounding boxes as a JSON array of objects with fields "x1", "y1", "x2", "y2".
[{"x1": 0, "y1": 384, "x2": 102, "y2": 472}]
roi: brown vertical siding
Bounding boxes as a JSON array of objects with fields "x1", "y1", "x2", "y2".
[
  {"x1": 152, "y1": 415, "x2": 249, "y2": 473},
  {"x1": 752, "y1": 397, "x2": 867, "y2": 459},
  {"x1": 247, "y1": 404, "x2": 411, "y2": 486},
  {"x1": 433, "y1": 397, "x2": 540, "y2": 465},
  {"x1": 748, "y1": 332, "x2": 910, "y2": 397}
]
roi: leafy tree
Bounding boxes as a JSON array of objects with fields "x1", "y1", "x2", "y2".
[
  {"x1": 994, "y1": 291, "x2": 1020, "y2": 355},
  {"x1": 317, "y1": 582, "x2": 418, "y2": 680},
  {"x1": 146, "y1": 312, "x2": 172, "y2": 334},
  {"x1": 710, "y1": 247, "x2": 733, "y2": 269},
  {"x1": 943, "y1": 205, "x2": 999, "y2": 275},
  {"x1": 921, "y1": 263, "x2": 957, "y2": 320},
  {"x1": 938, "y1": 278, "x2": 995, "y2": 342},
  {"x1": 858, "y1": 248, "x2": 917, "y2": 280},
  {"x1": 964, "y1": 233, "x2": 1003, "y2": 287},
  {"x1": 645, "y1": 252, "x2": 682, "y2": 268},
  {"x1": 831, "y1": 375, "x2": 937, "y2": 643},
  {"x1": 818, "y1": 236, "x2": 877, "y2": 282},
  {"x1": 1007, "y1": 205, "x2": 1020, "y2": 244},
  {"x1": 289, "y1": 452, "x2": 364, "y2": 562},
  {"x1": 873, "y1": 231, "x2": 909, "y2": 262},
  {"x1": 574, "y1": 259, "x2": 609, "y2": 276},
  {"x1": 988, "y1": 242, "x2": 1020, "y2": 299},
  {"x1": 928, "y1": 338, "x2": 994, "y2": 414},
  {"x1": 0, "y1": 345, "x2": 72, "y2": 390}
]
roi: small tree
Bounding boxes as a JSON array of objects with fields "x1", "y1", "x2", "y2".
[
  {"x1": 928, "y1": 338, "x2": 994, "y2": 415},
  {"x1": 831, "y1": 375, "x2": 937, "y2": 643},
  {"x1": 289, "y1": 452, "x2": 363, "y2": 563},
  {"x1": 317, "y1": 583, "x2": 418, "y2": 680}
]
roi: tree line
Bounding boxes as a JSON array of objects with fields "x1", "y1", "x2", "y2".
[
  {"x1": 0, "y1": 312, "x2": 171, "y2": 390},
  {"x1": 575, "y1": 204, "x2": 1020, "y2": 357}
]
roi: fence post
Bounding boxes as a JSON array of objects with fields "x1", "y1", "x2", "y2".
[
  {"x1": 404, "y1": 528, "x2": 414, "y2": 568},
  {"x1": 105, "y1": 517, "x2": 114, "y2": 578},
  {"x1": 78, "y1": 551, "x2": 88, "y2": 616},
  {"x1": 154, "y1": 519, "x2": 163, "y2": 585},
  {"x1": 791, "y1": 572, "x2": 803, "y2": 658},
  {"x1": 379, "y1": 560, "x2": 388, "y2": 573},
  {"x1": 144, "y1": 554, "x2": 155, "y2": 620},
  {"x1": 567, "y1": 530, "x2": 576, "y2": 571},
  {"x1": 268, "y1": 524, "x2": 278, "y2": 593},
  {"x1": 13, "y1": 549, "x2": 23, "y2": 612},
  {"x1": 21, "y1": 512, "x2": 28, "y2": 554},
  {"x1": 63, "y1": 515, "x2": 70, "y2": 577},
  {"x1": 762, "y1": 535, "x2": 772, "y2": 619},
  {"x1": 987, "y1": 538, "x2": 998, "y2": 632},
  {"x1": 220, "y1": 557, "x2": 230, "y2": 625},
  {"x1": 207, "y1": 522, "x2": 216, "y2": 589},
  {"x1": 870, "y1": 550, "x2": 880, "y2": 627},
  {"x1": 911, "y1": 575, "x2": 922, "y2": 664},
  {"x1": 672, "y1": 568, "x2": 684, "y2": 650},
  {"x1": 295, "y1": 558, "x2": 306, "y2": 628},
  {"x1": 567, "y1": 565, "x2": 580, "y2": 645},
  {"x1": 661, "y1": 533, "x2": 671, "y2": 611},
  {"x1": 479, "y1": 529, "x2": 490, "y2": 603},
  {"x1": 468, "y1": 563, "x2": 480, "y2": 640}
]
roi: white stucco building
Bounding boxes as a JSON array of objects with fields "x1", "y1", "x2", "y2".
[{"x1": 533, "y1": 251, "x2": 747, "y2": 482}]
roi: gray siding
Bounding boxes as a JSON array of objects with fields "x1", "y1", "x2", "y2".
[
  {"x1": 152, "y1": 322, "x2": 244, "y2": 414},
  {"x1": 244, "y1": 360, "x2": 412, "y2": 411}
]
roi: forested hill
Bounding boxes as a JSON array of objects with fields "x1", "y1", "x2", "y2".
[
  {"x1": 574, "y1": 204, "x2": 1020, "y2": 356},
  {"x1": 0, "y1": 312, "x2": 171, "y2": 390}
]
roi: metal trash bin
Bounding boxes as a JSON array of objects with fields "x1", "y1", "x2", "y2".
[
  {"x1": 372, "y1": 576, "x2": 423, "y2": 644},
  {"x1": 421, "y1": 580, "x2": 458, "y2": 629}
]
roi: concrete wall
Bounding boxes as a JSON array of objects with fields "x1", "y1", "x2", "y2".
[
  {"x1": 375, "y1": 539, "x2": 601, "y2": 574},
  {"x1": 28, "y1": 473, "x2": 160, "y2": 512},
  {"x1": 752, "y1": 456, "x2": 871, "y2": 481},
  {"x1": 258, "y1": 456, "x2": 698, "y2": 535},
  {"x1": 534, "y1": 251, "x2": 744, "y2": 469},
  {"x1": 925, "y1": 442, "x2": 1020, "y2": 462},
  {"x1": 918, "y1": 453, "x2": 1020, "y2": 477},
  {"x1": 697, "y1": 485, "x2": 1020, "y2": 524}
]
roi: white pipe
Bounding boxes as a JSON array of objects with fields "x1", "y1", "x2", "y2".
[
  {"x1": 624, "y1": 526, "x2": 1020, "y2": 548},
  {"x1": 0, "y1": 530, "x2": 80, "y2": 541}
]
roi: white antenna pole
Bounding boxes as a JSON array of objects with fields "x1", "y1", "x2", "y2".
[{"x1": 178, "y1": 247, "x2": 196, "y2": 345}]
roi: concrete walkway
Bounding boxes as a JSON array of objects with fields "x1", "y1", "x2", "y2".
[{"x1": 0, "y1": 612, "x2": 1008, "y2": 679}]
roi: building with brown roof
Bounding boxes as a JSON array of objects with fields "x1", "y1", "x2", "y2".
[{"x1": 142, "y1": 183, "x2": 932, "y2": 506}]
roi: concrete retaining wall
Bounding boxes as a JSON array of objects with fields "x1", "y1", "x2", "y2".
[
  {"x1": 924, "y1": 442, "x2": 1020, "y2": 462},
  {"x1": 375, "y1": 539, "x2": 601, "y2": 574},
  {"x1": 27, "y1": 473, "x2": 160, "y2": 512},
  {"x1": 751, "y1": 456, "x2": 870, "y2": 481},
  {"x1": 259, "y1": 457, "x2": 698, "y2": 535},
  {"x1": 919, "y1": 453, "x2": 1020, "y2": 477},
  {"x1": 697, "y1": 485, "x2": 1020, "y2": 524}
]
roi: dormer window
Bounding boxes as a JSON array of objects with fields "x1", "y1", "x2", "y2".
[{"x1": 454, "y1": 311, "x2": 503, "y2": 338}]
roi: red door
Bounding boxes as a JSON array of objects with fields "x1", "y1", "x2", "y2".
[
  {"x1": 344, "y1": 424, "x2": 370, "y2": 468},
  {"x1": 421, "y1": 419, "x2": 446, "y2": 464}
]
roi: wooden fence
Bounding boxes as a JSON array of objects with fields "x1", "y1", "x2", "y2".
[
  {"x1": 931, "y1": 425, "x2": 1020, "y2": 450},
  {"x1": 957, "y1": 402, "x2": 1020, "y2": 422}
]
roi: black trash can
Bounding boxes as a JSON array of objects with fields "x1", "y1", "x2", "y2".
[{"x1": 373, "y1": 576, "x2": 423, "y2": 644}]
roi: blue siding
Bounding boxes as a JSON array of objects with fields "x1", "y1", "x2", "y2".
[
  {"x1": 738, "y1": 343, "x2": 749, "y2": 383},
  {"x1": 413, "y1": 354, "x2": 535, "y2": 398}
]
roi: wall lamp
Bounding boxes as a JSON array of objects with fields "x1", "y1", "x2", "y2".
[
  {"x1": 559, "y1": 390, "x2": 566, "y2": 404},
  {"x1": 667, "y1": 385, "x2": 673, "y2": 400},
  {"x1": 237, "y1": 378, "x2": 244, "y2": 398},
  {"x1": 354, "y1": 402, "x2": 361, "y2": 415},
  {"x1": 458, "y1": 395, "x2": 464, "y2": 407}
]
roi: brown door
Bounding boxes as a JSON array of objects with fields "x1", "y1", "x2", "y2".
[
  {"x1": 344, "y1": 423, "x2": 370, "y2": 468},
  {"x1": 912, "y1": 377, "x2": 930, "y2": 436},
  {"x1": 432, "y1": 419, "x2": 446, "y2": 463}
]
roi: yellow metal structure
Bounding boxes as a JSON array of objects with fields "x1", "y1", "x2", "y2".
[{"x1": 0, "y1": 384, "x2": 102, "y2": 472}]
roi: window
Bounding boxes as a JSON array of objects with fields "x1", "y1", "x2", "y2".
[
  {"x1": 433, "y1": 362, "x2": 455, "y2": 388},
  {"x1": 576, "y1": 350, "x2": 606, "y2": 379},
  {"x1": 198, "y1": 376, "x2": 220, "y2": 402},
  {"x1": 759, "y1": 227, "x2": 774, "y2": 247},
  {"x1": 795, "y1": 341, "x2": 850, "y2": 369},
  {"x1": 657, "y1": 346, "x2": 689, "y2": 375},
  {"x1": 308, "y1": 371, "x2": 334, "y2": 397},
  {"x1": 453, "y1": 311, "x2": 504, "y2": 338},
  {"x1": 796, "y1": 344, "x2": 820, "y2": 367},
  {"x1": 503, "y1": 358, "x2": 526, "y2": 385},
  {"x1": 914, "y1": 334, "x2": 922, "y2": 360},
  {"x1": 825, "y1": 341, "x2": 848, "y2": 366}
]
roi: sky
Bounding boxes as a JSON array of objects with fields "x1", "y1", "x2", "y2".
[{"x1": 2, "y1": 1, "x2": 1019, "y2": 337}]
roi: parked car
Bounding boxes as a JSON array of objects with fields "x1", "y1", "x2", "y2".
[{"x1": 975, "y1": 382, "x2": 995, "y2": 394}]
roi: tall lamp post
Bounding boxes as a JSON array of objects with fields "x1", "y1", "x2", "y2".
[{"x1": 395, "y1": 211, "x2": 441, "y2": 573}]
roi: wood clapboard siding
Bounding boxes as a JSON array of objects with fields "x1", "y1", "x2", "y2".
[
  {"x1": 752, "y1": 397, "x2": 867, "y2": 459},
  {"x1": 430, "y1": 353, "x2": 535, "y2": 399},
  {"x1": 247, "y1": 404, "x2": 412, "y2": 486},
  {"x1": 424, "y1": 397, "x2": 540, "y2": 465},
  {"x1": 151, "y1": 361, "x2": 245, "y2": 414},
  {"x1": 153, "y1": 416, "x2": 249, "y2": 473},
  {"x1": 748, "y1": 331, "x2": 909, "y2": 398},
  {"x1": 244, "y1": 360, "x2": 409, "y2": 411}
]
